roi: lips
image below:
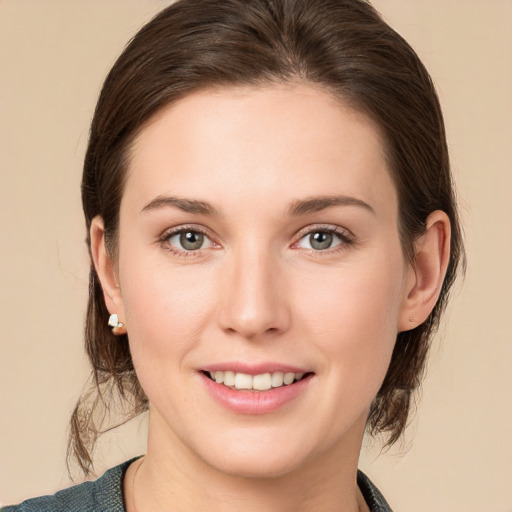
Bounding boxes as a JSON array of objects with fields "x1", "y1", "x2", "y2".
[{"x1": 199, "y1": 364, "x2": 314, "y2": 414}]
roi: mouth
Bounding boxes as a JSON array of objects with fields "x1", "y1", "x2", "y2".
[
  {"x1": 200, "y1": 366, "x2": 314, "y2": 414},
  {"x1": 202, "y1": 370, "x2": 313, "y2": 391}
]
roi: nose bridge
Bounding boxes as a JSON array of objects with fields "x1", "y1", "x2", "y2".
[{"x1": 218, "y1": 240, "x2": 289, "y2": 339}]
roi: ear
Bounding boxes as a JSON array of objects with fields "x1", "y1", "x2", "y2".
[
  {"x1": 90, "y1": 216, "x2": 126, "y2": 325},
  {"x1": 398, "y1": 210, "x2": 451, "y2": 331}
]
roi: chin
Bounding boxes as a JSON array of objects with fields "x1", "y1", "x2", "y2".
[
  {"x1": 202, "y1": 448, "x2": 308, "y2": 480},
  {"x1": 187, "y1": 427, "x2": 328, "y2": 480}
]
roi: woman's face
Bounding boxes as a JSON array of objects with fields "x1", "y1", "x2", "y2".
[{"x1": 111, "y1": 84, "x2": 414, "y2": 477}]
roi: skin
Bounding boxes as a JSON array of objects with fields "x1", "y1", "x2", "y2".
[{"x1": 91, "y1": 83, "x2": 450, "y2": 512}]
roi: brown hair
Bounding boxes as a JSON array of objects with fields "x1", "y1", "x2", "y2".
[{"x1": 71, "y1": 0, "x2": 465, "y2": 475}]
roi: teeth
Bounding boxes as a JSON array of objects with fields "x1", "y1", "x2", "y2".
[
  {"x1": 223, "y1": 370, "x2": 235, "y2": 386},
  {"x1": 271, "y1": 372, "x2": 284, "y2": 387},
  {"x1": 283, "y1": 372, "x2": 295, "y2": 385},
  {"x1": 207, "y1": 371, "x2": 307, "y2": 390},
  {"x1": 253, "y1": 373, "x2": 272, "y2": 391},
  {"x1": 234, "y1": 373, "x2": 252, "y2": 390}
]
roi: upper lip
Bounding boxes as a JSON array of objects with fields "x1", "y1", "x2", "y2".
[{"x1": 201, "y1": 362, "x2": 311, "y2": 375}]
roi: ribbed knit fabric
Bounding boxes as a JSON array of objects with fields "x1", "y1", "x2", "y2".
[
  {"x1": 0, "y1": 459, "x2": 134, "y2": 512},
  {"x1": 2, "y1": 460, "x2": 392, "y2": 511}
]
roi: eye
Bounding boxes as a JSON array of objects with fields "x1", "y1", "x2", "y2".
[
  {"x1": 296, "y1": 230, "x2": 344, "y2": 251},
  {"x1": 166, "y1": 229, "x2": 214, "y2": 251}
]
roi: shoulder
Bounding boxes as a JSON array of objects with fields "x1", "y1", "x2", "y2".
[
  {"x1": 1, "y1": 480, "x2": 96, "y2": 512},
  {"x1": 1, "y1": 459, "x2": 136, "y2": 512},
  {"x1": 357, "y1": 470, "x2": 394, "y2": 512}
]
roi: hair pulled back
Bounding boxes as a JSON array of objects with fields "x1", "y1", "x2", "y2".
[{"x1": 72, "y1": 0, "x2": 464, "y2": 475}]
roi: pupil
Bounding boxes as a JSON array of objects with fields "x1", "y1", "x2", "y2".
[
  {"x1": 310, "y1": 231, "x2": 332, "y2": 250},
  {"x1": 180, "y1": 231, "x2": 204, "y2": 250}
]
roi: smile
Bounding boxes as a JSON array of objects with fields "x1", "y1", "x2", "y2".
[
  {"x1": 200, "y1": 367, "x2": 314, "y2": 414},
  {"x1": 206, "y1": 370, "x2": 308, "y2": 391}
]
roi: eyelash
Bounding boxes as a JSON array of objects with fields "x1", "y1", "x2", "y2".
[
  {"x1": 292, "y1": 224, "x2": 355, "y2": 256},
  {"x1": 158, "y1": 224, "x2": 355, "y2": 258},
  {"x1": 158, "y1": 224, "x2": 216, "y2": 258}
]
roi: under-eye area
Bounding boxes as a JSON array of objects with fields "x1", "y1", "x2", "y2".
[{"x1": 203, "y1": 370, "x2": 314, "y2": 391}]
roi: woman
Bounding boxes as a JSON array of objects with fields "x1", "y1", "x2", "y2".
[{"x1": 3, "y1": 0, "x2": 464, "y2": 510}]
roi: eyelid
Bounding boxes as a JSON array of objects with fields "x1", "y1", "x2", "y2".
[
  {"x1": 158, "y1": 223, "x2": 355, "y2": 256},
  {"x1": 291, "y1": 224, "x2": 355, "y2": 251},
  {"x1": 158, "y1": 224, "x2": 220, "y2": 254}
]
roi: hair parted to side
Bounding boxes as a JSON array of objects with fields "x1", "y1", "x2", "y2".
[{"x1": 71, "y1": 0, "x2": 465, "y2": 475}]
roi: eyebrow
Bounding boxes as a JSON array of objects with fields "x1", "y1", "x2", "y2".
[
  {"x1": 287, "y1": 195, "x2": 375, "y2": 216},
  {"x1": 141, "y1": 196, "x2": 219, "y2": 216},
  {"x1": 140, "y1": 194, "x2": 374, "y2": 217}
]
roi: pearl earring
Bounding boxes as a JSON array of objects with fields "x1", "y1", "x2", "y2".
[{"x1": 108, "y1": 313, "x2": 127, "y2": 335}]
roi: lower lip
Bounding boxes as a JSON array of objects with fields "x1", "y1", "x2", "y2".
[{"x1": 200, "y1": 373, "x2": 313, "y2": 415}]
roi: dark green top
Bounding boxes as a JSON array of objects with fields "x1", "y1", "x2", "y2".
[{"x1": 2, "y1": 459, "x2": 393, "y2": 511}]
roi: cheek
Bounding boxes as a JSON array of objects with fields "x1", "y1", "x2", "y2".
[
  {"x1": 118, "y1": 253, "x2": 215, "y2": 371},
  {"x1": 296, "y1": 253, "x2": 406, "y2": 384}
]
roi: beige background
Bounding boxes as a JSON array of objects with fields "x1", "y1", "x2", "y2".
[{"x1": 1, "y1": 0, "x2": 511, "y2": 510}]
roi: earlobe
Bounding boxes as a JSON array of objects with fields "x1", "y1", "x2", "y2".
[
  {"x1": 90, "y1": 216, "x2": 125, "y2": 324},
  {"x1": 398, "y1": 210, "x2": 451, "y2": 331}
]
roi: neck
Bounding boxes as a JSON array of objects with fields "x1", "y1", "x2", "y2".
[{"x1": 125, "y1": 409, "x2": 368, "y2": 512}]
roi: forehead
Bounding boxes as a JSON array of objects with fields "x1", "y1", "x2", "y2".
[{"x1": 124, "y1": 83, "x2": 396, "y2": 217}]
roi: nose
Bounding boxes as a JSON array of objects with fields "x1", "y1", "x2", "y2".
[{"x1": 217, "y1": 245, "x2": 291, "y2": 340}]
